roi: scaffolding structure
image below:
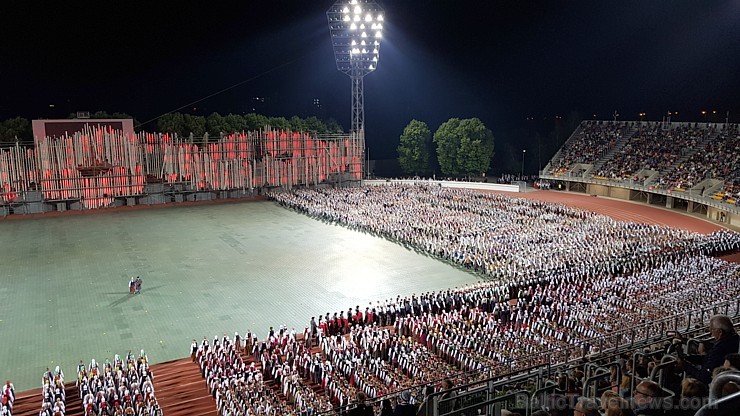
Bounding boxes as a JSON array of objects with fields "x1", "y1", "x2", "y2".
[{"x1": 0, "y1": 127, "x2": 363, "y2": 209}]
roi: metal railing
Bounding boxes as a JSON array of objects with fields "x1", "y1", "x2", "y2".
[{"x1": 417, "y1": 299, "x2": 740, "y2": 416}]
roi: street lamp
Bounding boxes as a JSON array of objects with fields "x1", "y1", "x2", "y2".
[
  {"x1": 327, "y1": 0, "x2": 384, "y2": 137},
  {"x1": 521, "y1": 149, "x2": 526, "y2": 178}
]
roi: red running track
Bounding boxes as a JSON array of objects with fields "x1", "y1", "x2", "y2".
[{"x1": 508, "y1": 190, "x2": 740, "y2": 264}]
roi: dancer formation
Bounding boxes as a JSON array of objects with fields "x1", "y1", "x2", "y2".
[{"x1": 186, "y1": 185, "x2": 740, "y2": 415}]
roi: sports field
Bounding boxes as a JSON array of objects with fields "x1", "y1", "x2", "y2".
[
  {"x1": 0, "y1": 200, "x2": 480, "y2": 390},
  {"x1": 0, "y1": 190, "x2": 732, "y2": 391}
]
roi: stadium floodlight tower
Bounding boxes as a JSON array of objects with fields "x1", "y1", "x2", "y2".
[{"x1": 327, "y1": 0, "x2": 384, "y2": 148}]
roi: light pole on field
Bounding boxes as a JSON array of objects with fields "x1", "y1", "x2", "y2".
[{"x1": 327, "y1": 0, "x2": 384, "y2": 179}]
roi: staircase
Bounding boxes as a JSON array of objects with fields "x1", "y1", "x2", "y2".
[
  {"x1": 10, "y1": 358, "x2": 217, "y2": 416},
  {"x1": 590, "y1": 124, "x2": 639, "y2": 177}
]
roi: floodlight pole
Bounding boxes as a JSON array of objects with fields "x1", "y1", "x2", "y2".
[
  {"x1": 327, "y1": 0, "x2": 383, "y2": 181},
  {"x1": 351, "y1": 64, "x2": 365, "y2": 136}
]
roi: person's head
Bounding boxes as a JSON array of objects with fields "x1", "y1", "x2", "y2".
[
  {"x1": 708, "y1": 315, "x2": 736, "y2": 341},
  {"x1": 604, "y1": 397, "x2": 633, "y2": 416},
  {"x1": 632, "y1": 380, "x2": 662, "y2": 409},
  {"x1": 721, "y1": 381, "x2": 740, "y2": 398},
  {"x1": 381, "y1": 398, "x2": 392, "y2": 410},
  {"x1": 600, "y1": 390, "x2": 619, "y2": 411},
  {"x1": 724, "y1": 353, "x2": 740, "y2": 370},
  {"x1": 680, "y1": 377, "x2": 708, "y2": 399},
  {"x1": 355, "y1": 391, "x2": 367, "y2": 405},
  {"x1": 398, "y1": 390, "x2": 411, "y2": 405},
  {"x1": 574, "y1": 397, "x2": 599, "y2": 416}
]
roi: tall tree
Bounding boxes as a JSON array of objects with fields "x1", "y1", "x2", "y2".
[
  {"x1": 183, "y1": 114, "x2": 207, "y2": 137},
  {"x1": 397, "y1": 119, "x2": 431, "y2": 175},
  {"x1": 324, "y1": 118, "x2": 344, "y2": 134},
  {"x1": 289, "y1": 116, "x2": 306, "y2": 132},
  {"x1": 244, "y1": 113, "x2": 269, "y2": 131},
  {"x1": 157, "y1": 113, "x2": 186, "y2": 137},
  {"x1": 206, "y1": 112, "x2": 227, "y2": 135},
  {"x1": 434, "y1": 117, "x2": 495, "y2": 176}
]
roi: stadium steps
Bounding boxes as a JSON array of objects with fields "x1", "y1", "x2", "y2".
[
  {"x1": 11, "y1": 381, "x2": 81, "y2": 416},
  {"x1": 155, "y1": 358, "x2": 218, "y2": 416},
  {"x1": 11, "y1": 358, "x2": 217, "y2": 416},
  {"x1": 590, "y1": 125, "x2": 638, "y2": 175}
]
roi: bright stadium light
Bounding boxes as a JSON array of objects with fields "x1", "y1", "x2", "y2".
[{"x1": 327, "y1": 0, "x2": 384, "y2": 144}]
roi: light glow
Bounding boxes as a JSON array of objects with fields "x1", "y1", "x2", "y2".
[{"x1": 328, "y1": 0, "x2": 383, "y2": 75}]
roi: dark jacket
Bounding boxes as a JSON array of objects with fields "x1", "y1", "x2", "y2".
[{"x1": 685, "y1": 333, "x2": 739, "y2": 384}]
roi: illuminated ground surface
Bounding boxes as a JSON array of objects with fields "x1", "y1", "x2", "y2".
[{"x1": 0, "y1": 200, "x2": 480, "y2": 390}]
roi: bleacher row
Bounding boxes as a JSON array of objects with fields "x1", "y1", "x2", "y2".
[{"x1": 547, "y1": 121, "x2": 740, "y2": 204}]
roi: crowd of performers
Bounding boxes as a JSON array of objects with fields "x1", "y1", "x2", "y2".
[
  {"x1": 270, "y1": 185, "x2": 739, "y2": 281},
  {"x1": 73, "y1": 350, "x2": 160, "y2": 416},
  {"x1": 187, "y1": 185, "x2": 740, "y2": 415}
]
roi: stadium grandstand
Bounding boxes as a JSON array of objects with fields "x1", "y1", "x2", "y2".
[
  {"x1": 539, "y1": 120, "x2": 740, "y2": 227},
  {"x1": 2, "y1": 125, "x2": 740, "y2": 416}
]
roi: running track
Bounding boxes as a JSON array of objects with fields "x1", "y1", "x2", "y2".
[{"x1": 512, "y1": 190, "x2": 740, "y2": 264}]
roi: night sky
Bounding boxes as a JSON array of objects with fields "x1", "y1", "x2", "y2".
[{"x1": 1, "y1": 1, "x2": 739, "y2": 163}]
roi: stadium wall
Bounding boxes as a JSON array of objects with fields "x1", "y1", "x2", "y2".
[{"x1": 542, "y1": 175, "x2": 740, "y2": 227}]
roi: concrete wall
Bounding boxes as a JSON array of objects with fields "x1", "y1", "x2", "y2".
[
  {"x1": 586, "y1": 184, "x2": 610, "y2": 196},
  {"x1": 609, "y1": 187, "x2": 631, "y2": 200},
  {"x1": 708, "y1": 206, "x2": 740, "y2": 227}
]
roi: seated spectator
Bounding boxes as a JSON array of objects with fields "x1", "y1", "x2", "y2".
[
  {"x1": 677, "y1": 315, "x2": 740, "y2": 384},
  {"x1": 574, "y1": 397, "x2": 600, "y2": 416},
  {"x1": 393, "y1": 390, "x2": 416, "y2": 416},
  {"x1": 723, "y1": 353, "x2": 740, "y2": 370},
  {"x1": 631, "y1": 380, "x2": 665, "y2": 416},
  {"x1": 348, "y1": 391, "x2": 373, "y2": 416},
  {"x1": 676, "y1": 377, "x2": 707, "y2": 416},
  {"x1": 378, "y1": 398, "x2": 394, "y2": 416}
]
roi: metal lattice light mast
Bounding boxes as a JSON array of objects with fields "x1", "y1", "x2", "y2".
[{"x1": 327, "y1": 0, "x2": 383, "y2": 177}]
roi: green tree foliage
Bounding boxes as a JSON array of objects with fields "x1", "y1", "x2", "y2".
[
  {"x1": 397, "y1": 119, "x2": 431, "y2": 175},
  {"x1": 157, "y1": 113, "x2": 186, "y2": 137},
  {"x1": 433, "y1": 117, "x2": 495, "y2": 176},
  {"x1": 324, "y1": 118, "x2": 344, "y2": 134},
  {"x1": 0, "y1": 117, "x2": 32, "y2": 146},
  {"x1": 206, "y1": 113, "x2": 227, "y2": 135},
  {"x1": 244, "y1": 113, "x2": 270, "y2": 131},
  {"x1": 224, "y1": 114, "x2": 248, "y2": 132},
  {"x1": 289, "y1": 116, "x2": 306, "y2": 132},
  {"x1": 267, "y1": 117, "x2": 290, "y2": 131},
  {"x1": 183, "y1": 114, "x2": 206, "y2": 137}
]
